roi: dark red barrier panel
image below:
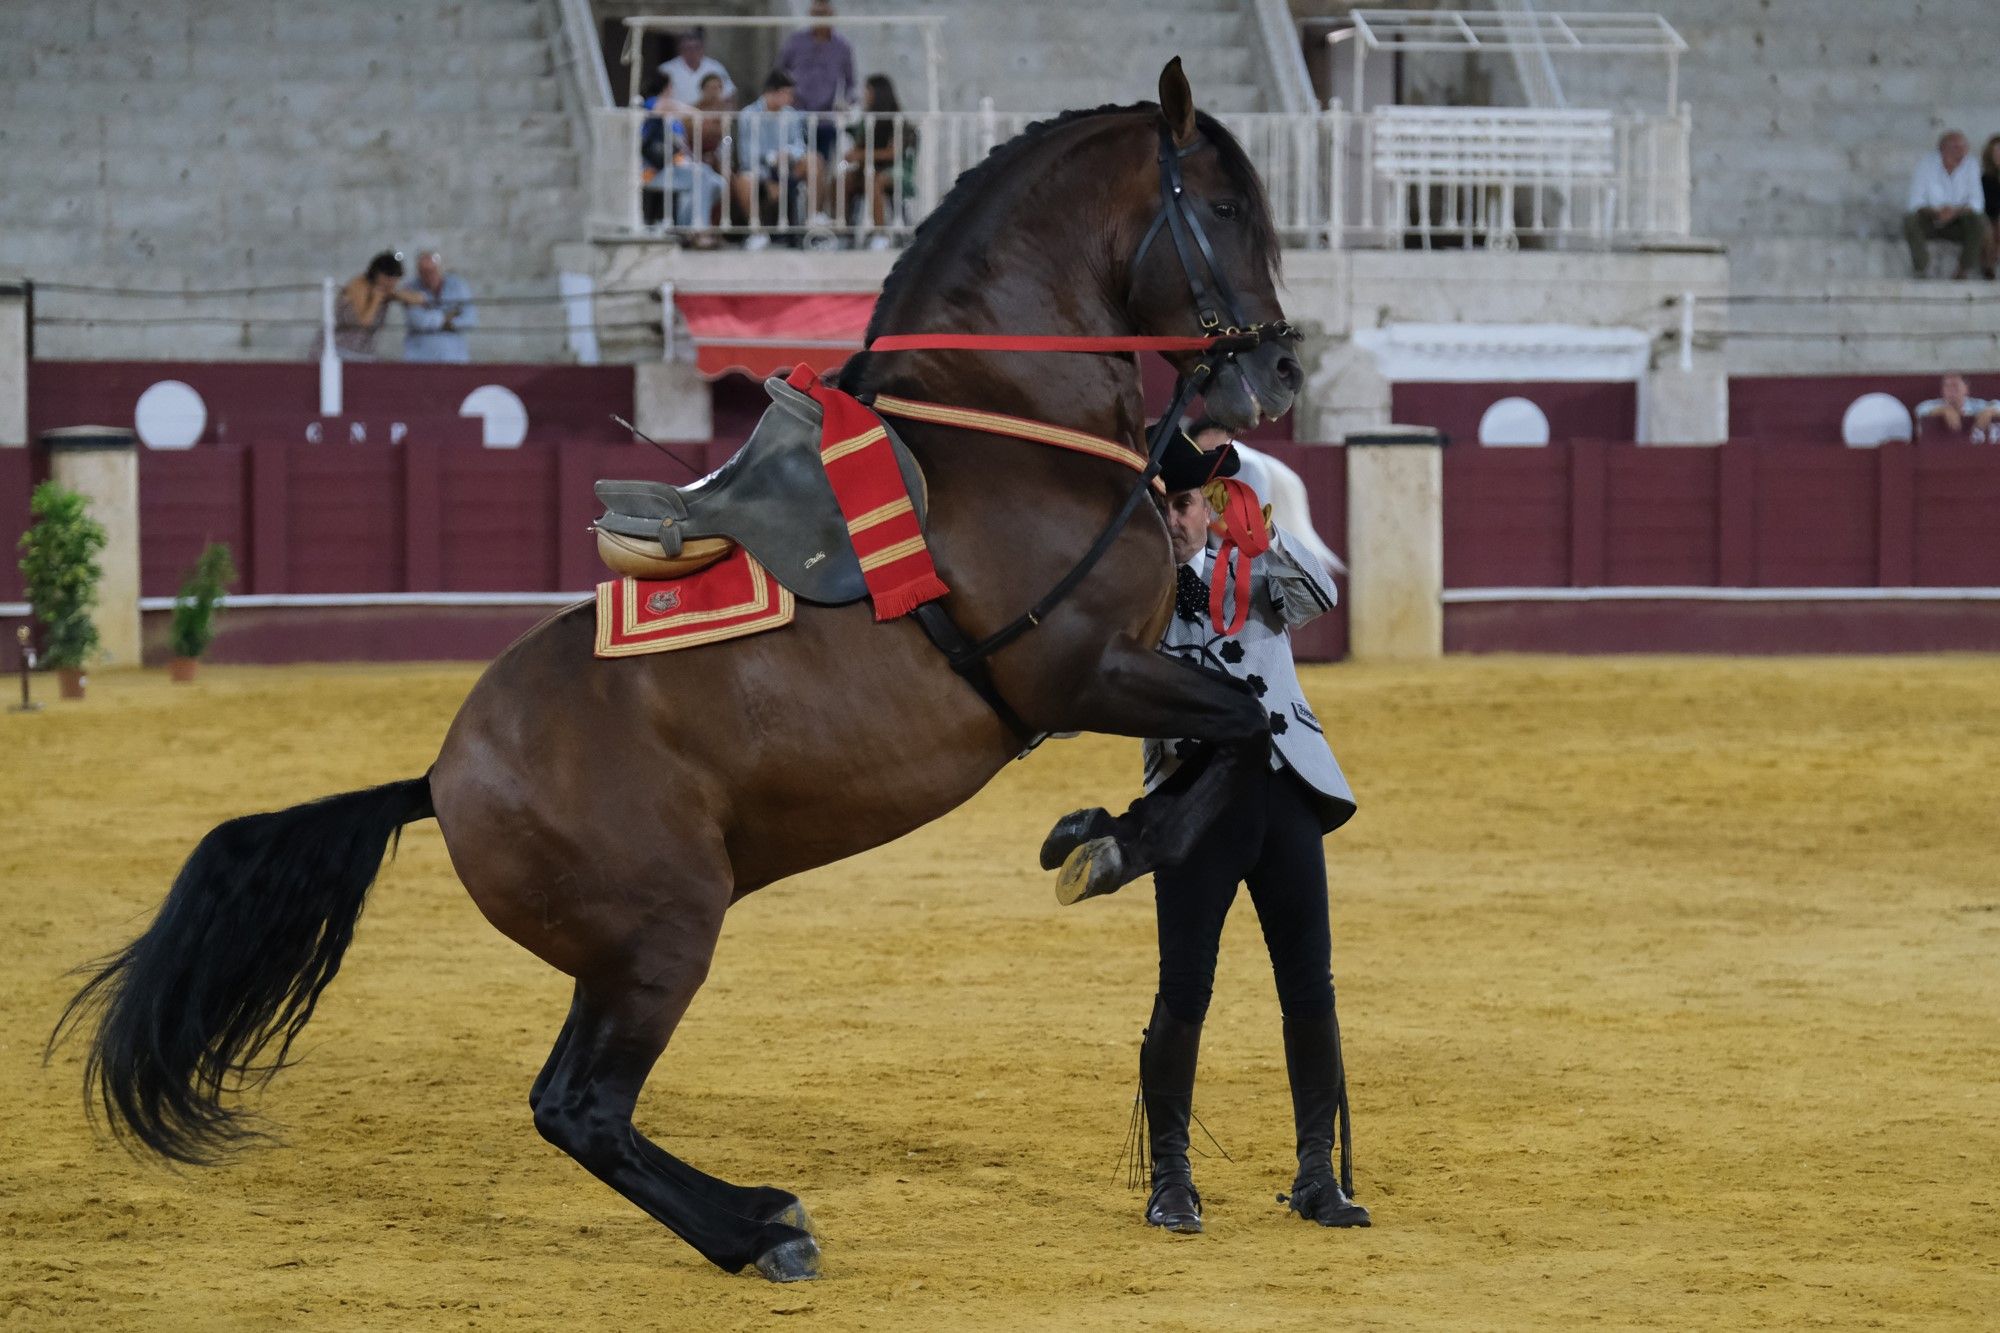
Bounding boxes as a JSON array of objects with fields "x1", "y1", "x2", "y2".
[
  {"x1": 1443, "y1": 445, "x2": 1570, "y2": 586},
  {"x1": 1446, "y1": 441, "x2": 2000, "y2": 591},
  {"x1": 138, "y1": 447, "x2": 248, "y2": 597},
  {"x1": 1393, "y1": 381, "x2": 1637, "y2": 445},
  {"x1": 1912, "y1": 445, "x2": 2000, "y2": 585},
  {"x1": 1, "y1": 448, "x2": 36, "y2": 602},
  {"x1": 28, "y1": 362, "x2": 636, "y2": 446},
  {"x1": 1729, "y1": 374, "x2": 1948, "y2": 442}
]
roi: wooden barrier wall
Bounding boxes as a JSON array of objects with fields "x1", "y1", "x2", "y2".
[{"x1": 1442, "y1": 440, "x2": 2000, "y2": 589}]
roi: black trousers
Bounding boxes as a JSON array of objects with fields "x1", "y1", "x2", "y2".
[{"x1": 1152, "y1": 761, "x2": 1335, "y2": 1026}]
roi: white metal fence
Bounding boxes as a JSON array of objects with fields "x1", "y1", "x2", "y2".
[{"x1": 587, "y1": 102, "x2": 1692, "y2": 252}]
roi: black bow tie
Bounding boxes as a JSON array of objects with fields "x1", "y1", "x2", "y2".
[{"x1": 1174, "y1": 563, "x2": 1208, "y2": 625}]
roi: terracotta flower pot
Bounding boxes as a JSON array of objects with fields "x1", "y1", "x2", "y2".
[
  {"x1": 57, "y1": 667, "x2": 86, "y2": 700},
  {"x1": 169, "y1": 656, "x2": 199, "y2": 683}
]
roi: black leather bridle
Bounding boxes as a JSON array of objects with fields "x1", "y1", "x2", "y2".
[{"x1": 908, "y1": 123, "x2": 1298, "y2": 745}]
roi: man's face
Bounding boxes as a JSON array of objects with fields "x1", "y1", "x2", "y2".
[
  {"x1": 679, "y1": 36, "x2": 702, "y2": 64},
  {"x1": 1164, "y1": 489, "x2": 1211, "y2": 566},
  {"x1": 810, "y1": 0, "x2": 834, "y2": 30},
  {"x1": 416, "y1": 254, "x2": 442, "y2": 290},
  {"x1": 1941, "y1": 134, "x2": 1968, "y2": 171},
  {"x1": 1943, "y1": 375, "x2": 1967, "y2": 407}
]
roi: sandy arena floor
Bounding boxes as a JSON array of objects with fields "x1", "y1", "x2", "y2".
[{"x1": 3, "y1": 655, "x2": 1996, "y2": 1330}]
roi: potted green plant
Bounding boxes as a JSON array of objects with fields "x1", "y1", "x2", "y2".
[
  {"x1": 17, "y1": 481, "x2": 107, "y2": 700},
  {"x1": 166, "y1": 542, "x2": 237, "y2": 682}
]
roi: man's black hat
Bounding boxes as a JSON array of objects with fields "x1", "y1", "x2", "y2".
[{"x1": 1158, "y1": 430, "x2": 1241, "y2": 493}]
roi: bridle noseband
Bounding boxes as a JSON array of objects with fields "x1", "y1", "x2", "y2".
[{"x1": 1134, "y1": 124, "x2": 1296, "y2": 346}]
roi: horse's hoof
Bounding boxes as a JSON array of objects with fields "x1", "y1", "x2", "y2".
[
  {"x1": 1039, "y1": 807, "x2": 1114, "y2": 871},
  {"x1": 772, "y1": 1199, "x2": 817, "y2": 1238},
  {"x1": 752, "y1": 1234, "x2": 822, "y2": 1283},
  {"x1": 1055, "y1": 837, "x2": 1124, "y2": 906}
]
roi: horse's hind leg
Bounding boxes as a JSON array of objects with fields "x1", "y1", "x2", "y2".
[{"x1": 532, "y1": 955, "x2": 818, "y2": 1280}]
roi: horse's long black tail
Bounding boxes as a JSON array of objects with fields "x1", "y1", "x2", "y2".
[{"x1": 48, "y1": 776, "x2": 435, "y2": 1165}]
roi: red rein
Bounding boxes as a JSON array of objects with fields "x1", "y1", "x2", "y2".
[
  {"x1": 1206, "y1": 477, "x2": 1270, "y2": 636},
  {"x1": 867, "y1": 333, "x2": 1235, "y2": 355}
]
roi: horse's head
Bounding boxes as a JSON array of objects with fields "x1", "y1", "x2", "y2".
[{"x1": 1122, "y1": 59, "x2": 1300, "y2": 433}]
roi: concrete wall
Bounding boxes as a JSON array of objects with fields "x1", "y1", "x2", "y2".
[
  {"x1": 0, "y1": 286, "x2": 25, "y2": 447},
  {"x1": 0, "y1": 0, "x2": 586, "y2": 361},
  {"x1": 1284, "y1": 247, "x2": 1732, "y2": 444}
]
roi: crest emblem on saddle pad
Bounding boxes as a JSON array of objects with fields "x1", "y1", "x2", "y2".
[{"x1": 646, "y1": 589, "x2": 682, "y2": 615}]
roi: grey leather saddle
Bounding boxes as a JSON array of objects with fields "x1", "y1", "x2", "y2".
[{"x1": 594, "y1": 374, "x2": 929, "y2": 607}]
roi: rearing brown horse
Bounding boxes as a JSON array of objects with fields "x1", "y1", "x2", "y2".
[{"x1": 53, "y1": 62, "x2": 1302, "y2": 1283}]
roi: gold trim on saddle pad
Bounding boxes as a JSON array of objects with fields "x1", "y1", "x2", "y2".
[{"x1": 593, "y1": 552, "x2": 796, "y2": 659}]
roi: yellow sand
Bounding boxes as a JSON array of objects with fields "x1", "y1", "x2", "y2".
[{"x1": 2, "y1": 656, "x2": 1996, "y2": 1331}]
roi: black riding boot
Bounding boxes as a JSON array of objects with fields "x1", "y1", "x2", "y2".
[
  {"x1": 1281, "y1": 1007, "x2": 1371, "y2": 1228},
  {"x1": 1140, "y1": 995, "x2": 1204, "y2": 1234}
]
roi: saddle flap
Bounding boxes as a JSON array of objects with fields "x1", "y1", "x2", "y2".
[
  {"x1": 591, "y1": 375, "x2": 927, "y2": 607},
  {"x1": 594, "y1": 478, "x2": 688, "y2": 523}
]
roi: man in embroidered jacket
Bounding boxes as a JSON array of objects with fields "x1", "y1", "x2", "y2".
[{"x1": 1045, "y1": 433, "x2": 1366, "y2": 1237}]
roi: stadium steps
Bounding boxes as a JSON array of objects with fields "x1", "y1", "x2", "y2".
[
  {"x1": 0, "y1": 0, "x2": 587, "y2": 361},
  {"x1": 818, "y1": 0, "x2": 1285, "y2": 113}
]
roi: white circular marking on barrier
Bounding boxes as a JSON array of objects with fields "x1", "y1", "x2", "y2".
[
  {"x1": 1477, "y1": 396, "x2": 1550, "y2": 447},
  {"x1": 133, "y1": 380, "x2": 207, "y2": 449},
  {"x1": 459, "y1": 385, "x2": 528, "y2": 448},
  {"x1": 1840, "y1": 393, "x2": 1913, "y2": 448}
]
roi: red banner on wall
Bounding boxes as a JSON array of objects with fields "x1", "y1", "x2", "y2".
[{"x1": 674, "y1": 293, "x2": 875, "y2": 381}]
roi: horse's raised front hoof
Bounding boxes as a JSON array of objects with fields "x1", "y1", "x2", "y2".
[
  {"x1": 1039, "y1": 807, "x2": 1115, "y2": 871},
  {"x1": 752, "y1": 1234, "x2": 822, "y2": 1283},
  {"x1": 1055, "y1": 836, "x2": 1125, "y2": 906}
]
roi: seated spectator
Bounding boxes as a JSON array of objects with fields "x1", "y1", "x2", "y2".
[
  {"x1": 691, "y1": 71, "x2": 735, "y2": 169},
  {"x1": 1914, "y1": 373, "x2": 1999, "y2": 442},
  {"x1": 842, "y1": 74, "x2": 914, "y2": 245},
  {"x1": 1981, "y1": 134, "x2": 2000, "y2": 280},
  {"x1": 778, "y1": 0, "x2": 856, "y2": 159},
  {"x1": 731, "y1": 70, "x2": 830, "y2": 250},
  {"x1": 639, "y1": 76, "x2": 727, "y2": 243},
  {"x1": 658, "y1": 29, "x2": 733, "y2": 106},
  {"x1": 401, "y1": 251, "x2": 478, "y2": 363},
  {"x1": 1904, "y1": 130, "x2": 1989, "y2": 279},
  {"x1": 317, "y1": 250, "x2": 422, "y2": 360}
]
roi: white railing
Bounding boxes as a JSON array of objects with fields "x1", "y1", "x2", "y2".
[{"x1": 587, "y1": 103, "x2": 1692, "y2": 253}]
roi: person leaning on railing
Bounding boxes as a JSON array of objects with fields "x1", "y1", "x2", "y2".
[
  {"x1": 314, "y1": 250, "x2": 424, "y2": 360},
  {"x1": 1915, "y1": 373, "x2": 1999, "y2": 443},
  {"x1": 1904, "y1": 129, "x2": 1990, "y2": 280},
  {"x1": 842, "y1": 74, "x2": 914, "y2": 247}
]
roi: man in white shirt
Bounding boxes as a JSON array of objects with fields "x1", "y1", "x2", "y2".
[
  {"x1": 658, "y1": 29, "x2": 734, "y2": 106},
  {"x1": 1914, "y1": 373, "x2": 1999, "y2": 442},
  {"x1": 1904, "y1": 130, "x2": 1989, "y2": 278}
]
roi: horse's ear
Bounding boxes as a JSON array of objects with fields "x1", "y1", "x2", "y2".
[{"x1": 1158, "y1": 57, "x2": 1197, "y2": 148}]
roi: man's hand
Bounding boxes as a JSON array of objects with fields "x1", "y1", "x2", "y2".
[{"x1": 1937, "y1": 205, "x2": 1960, "y2": 223}]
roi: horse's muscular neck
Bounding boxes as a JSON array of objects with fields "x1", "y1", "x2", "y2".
[{"x1": 858, "y1": 115, "x2": 1154, "y2": 446}]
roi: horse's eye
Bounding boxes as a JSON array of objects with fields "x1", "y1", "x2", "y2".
[{"x1": 1213, "y1": 200, "x2": 1242, "y2": 221}]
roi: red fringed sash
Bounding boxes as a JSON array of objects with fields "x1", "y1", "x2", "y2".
[
  {"x1": 785, "y1": 365, "x2": 951, "y2": 621},
  {"x1": 593, "y1": 547, "x2": 796, "y2": 658},
  {"x1": 1206, "y1": 477, "x2": 1271, "y2": 636}
]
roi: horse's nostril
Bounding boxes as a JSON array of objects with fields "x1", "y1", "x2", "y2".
[{"x1": 1275, "y1": 356, "x2": 1302, "y2": 393}]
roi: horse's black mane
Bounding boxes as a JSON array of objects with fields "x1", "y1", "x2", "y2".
[{"x1": 864, "y1": 102, "x2": 1278, "y2": 343}]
